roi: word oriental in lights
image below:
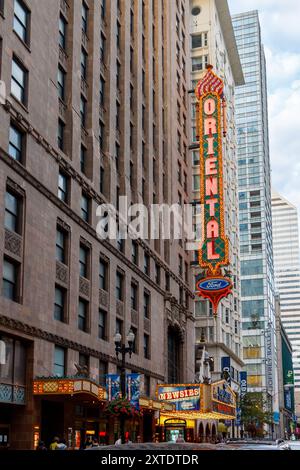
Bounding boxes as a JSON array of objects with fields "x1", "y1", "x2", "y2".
[{"x1": 195, "y1": 66, "x2": 232, "y2": 314}]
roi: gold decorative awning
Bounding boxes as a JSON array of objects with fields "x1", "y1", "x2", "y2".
[{"x1": 33, "y1": 378, "x2": 107, "y2": 401}]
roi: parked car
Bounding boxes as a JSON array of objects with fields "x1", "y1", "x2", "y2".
[{"x1": 278, "y1": 440, "x2": 300, "y2": 450}]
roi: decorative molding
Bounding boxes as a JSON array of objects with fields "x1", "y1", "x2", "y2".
[
  {"x1": 99, "y1": 289, "x2": 108, "y2": 308},
  {"x1": 131, "y1": 309, "x2": 138, "y2": 326},
  {"x1": 79, "y1": 276, "x2": 90, "y2": 298},
  {"x1": 0, "y1": 314, "x2": 165, "y2": 380},
  {"x1": 4, "y1": 229, "x2": 22, "y2": 258},
  {"x1": 116, "y1": 300, "x2": 124, "y2": 318},
  {"x1": 56, "y1": 261, "x2": 69, "y2": 285},
  {"x1": 144, "y1": 317, "x2": 151, "y2": 334}
]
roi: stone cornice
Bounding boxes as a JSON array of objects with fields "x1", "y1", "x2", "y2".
[{"x1": 0, "y1": 314, "x2": 165, "y2": 381}]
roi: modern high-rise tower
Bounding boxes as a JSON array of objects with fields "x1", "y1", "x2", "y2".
[
  {"x1": 232, "y1": 10, "x2": 279, "y2": 427},
  {"x1": 272, "y1": 190, "x2": 300, "y2": 414}
]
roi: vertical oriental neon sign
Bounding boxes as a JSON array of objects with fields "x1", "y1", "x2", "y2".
[{"x1": 195, "y1": 66, "x2": 232, "y2": 315}]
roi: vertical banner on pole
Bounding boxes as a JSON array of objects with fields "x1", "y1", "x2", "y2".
[
  {"x1": 126, "y1": 373, "x2": 140, "y2": 409},
  {"x1": 106, "y1": 374, "x2": 121, "y2": 401}
]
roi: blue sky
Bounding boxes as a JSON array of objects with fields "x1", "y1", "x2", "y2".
[{"x1": 228, "y1": 0, "x2": 300, "y2": 215}]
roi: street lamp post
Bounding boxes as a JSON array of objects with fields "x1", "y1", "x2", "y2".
[{"x1": 114, "y1": 330, "x2": 135, "y2": 444}]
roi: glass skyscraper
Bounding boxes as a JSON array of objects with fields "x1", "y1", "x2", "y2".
[{"x1": 232, "y1": 11, "x2": 278, "y2": 416}]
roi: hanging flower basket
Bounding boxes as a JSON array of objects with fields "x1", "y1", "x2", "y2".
[{"x1": 105, "y1": 398, "x2": 142, "y2": 417}]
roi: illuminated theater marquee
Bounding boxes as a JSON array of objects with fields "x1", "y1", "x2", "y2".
[{"x1": 195, "y1": 66, "x2": 232, "y2": 314}]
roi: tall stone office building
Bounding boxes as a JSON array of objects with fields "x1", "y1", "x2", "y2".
[
  {"x1": 272, "y1": 190, "x2": 300, "y2": 417},
  {"x1": 232, "y1": 11, "x2": 279, "y2": 428},
  {"x1": 0, "y1": 0, "x2": 194, "y2": 449},
  {"x1": 189, "y1": 0, "x2": 244, "y2": 436}
]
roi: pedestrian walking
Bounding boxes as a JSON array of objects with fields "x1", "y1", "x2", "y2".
[{"x1": 49, "y1": 437, "x2": 59, "y2": 450}]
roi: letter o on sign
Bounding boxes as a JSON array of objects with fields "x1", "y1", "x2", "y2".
[{"x1": 204, "y1": 98, "x2": 215, "y2": 115}]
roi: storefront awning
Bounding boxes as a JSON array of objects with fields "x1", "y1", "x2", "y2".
[
  {"x1": 160, "y1": 411, "x2": 236, "y2": 421},
  {"x1": 156, "y1": 380, "x2": 236, "y2": 421}
]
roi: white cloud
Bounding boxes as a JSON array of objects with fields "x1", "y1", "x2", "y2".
[
  {"x1": 228, "y1": 0, "x2": 300, "y2": 216},
  {"x1": 269, "y1": 80, "x2": 300, "y2": 211}
]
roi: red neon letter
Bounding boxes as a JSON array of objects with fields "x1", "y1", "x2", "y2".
[
  {"x1": 207, "y1": 220, "x2": 219, "y2": 238},
  {"x1": 206, "y1": 198, "x2": 218, "y2": 217},
  {"x1": 207, "y1": 241, "x2": 220, "y2": 260},
  {"x1": 204, "y1": 117, "x2": 217, "y2": 135},
  {"x1": 204, "y1": 98, "x2": 216, "y2": 115},
  {"x1": 205, "y1": 157, "x2": 217, "y2": 175},
  {"x1": 205, "y1": 177, "x2": 218, "y2": 196}
]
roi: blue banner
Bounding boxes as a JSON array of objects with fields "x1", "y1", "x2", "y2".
[
  {"x1": 126, "y1": 373, "x2": 140, "y2": 410},
  {"x1": 157, "y1": 385, "x2": 201, "y2": 411},
  {"x1": 106, "y1": 374, "x2": 120, "y2": 401},
  {"x1": 240, "y1": 371, "x2": 247, "y2": 399},
  {"x1": 273, "y1": 411, "x2": 280, "y2": 424},
  {"x1": 221, "y1": 357, "x2": 231, "y2": 385}
]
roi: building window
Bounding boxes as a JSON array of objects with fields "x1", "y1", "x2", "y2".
[
  {"x1": 100, "y1": 76, "x2": 105, "y2": 106},
  {"x1": 81, "y1": 1, "x2": 88, "y2": 33},
  {"x1": 8, "y1": 124, "x2": 23, "y2": 162},
  {"x1": 100, "y1": 0, "x2": 106, "y2": 19},
  {"x1": 100, "y1": 33, "x2": 106, "y2": 63},
  {"x1": 58, "y1": 170, "x2": 68, "y2": 202},
  {"x1": 80, "y1": 95, "x2": 87, "y2": 128},
  {"x1": 54, "y1": 346, "x2": 65, "y2": 377},
  {"x1": 143, "y1": 291, "x2": 150, "y2": 319},
  {"x1": 192, "y1": 55, "x2": 208, "y2": 72},
  {"x1": 79, "y1": 353, "x2": 89, "y2": 373},
  {"x1": 57, "y1": 119, "x2": 65, "y2": 151},
  {"x1": 99, "y1": 360, "x2": 108, "y2": 386},
  {"x1": 116, "y1": 318, "x2": 123, "y2": 335},
  {"x1": 191, "y1": 34, "x2": 203, "y2": 49},
  {"x1": 56, "y1": 227, "x2": 67, "y2": 264},
  {"x1": 81, "y1": 48, "x2": 87, "y2": 79},
  {"x1": 11, "y1": 57, "x2": 27, "y2": 104},
  {"x1": 115, "y1": 142, "x2": 120, "y2": 171},
  {"x1": 116, "y1": 60, "x2": 121, "y2": 89},
  {"x1": 144, "y1": 334, "x2": 150, "y2": 359},
  {"x1": 155, "y1": 264, "x2": 160, "y2": 285},
  {"x1": 99, "y1": 258, "x2": 108, "y2": 291},
  {"x1": 131, "y1": 241, "x2": 138, "y2": 265},
  {"x1": 81, "y1": 193, "x2": 90, "y2": 222},
  {"x1": 144, "y1": 253, "x2": 150, "y2": 276},
  {"x1": 100, "y1": 166, "x2": 105, "y2": 193},
  {"x1": 99, "y1": 120, "x2": 105, "y2": 150},
  {"x1": 116, "y1": 271, "x2": 124, "y2": 301},
  {"x1": 144, "y1": 375, "x2": 150, "y2": 396},
  {"x1": 57, "y1": 66, "x2": 66, "y2": 101},
  {"x1": 13, "y1": 0, "x2": 30, "y2": 44},
  {"x1": 131, "y1": 282, "x2": 138, "y2": 310},
  {"x1": 5, "y1": 190, "x2": 20, "y2": 233},
  {"x1": 78, "y1": 299, "x2": 88, "y2": 332},
  {"x1": 2, "y1": 258, "x2": 19, "y2": 302},
  {"x1": 98, "y1": 309, "x2": 107, "y2": 340},
  {"x1": 225, "y1": 308, "x2": 229, "y2": 324},
  {"x1": 116, "y1": 20, "x2": 121, "y2": 49},
  {"x1": 79, "y1": 244, "x2": 89, "y2": 278},
  {"x1": 54, "y1": 286, "x2": 65, "y2": 322},
  {"x1": 59, "y1": 14, "x2": 67, "y2": 50},
  {"x1": 80, "y1": 145, "x2": 86, "y2": 174},
  {"x1": 165, "y1": 272, "x2": 170, "y2": 291}
]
